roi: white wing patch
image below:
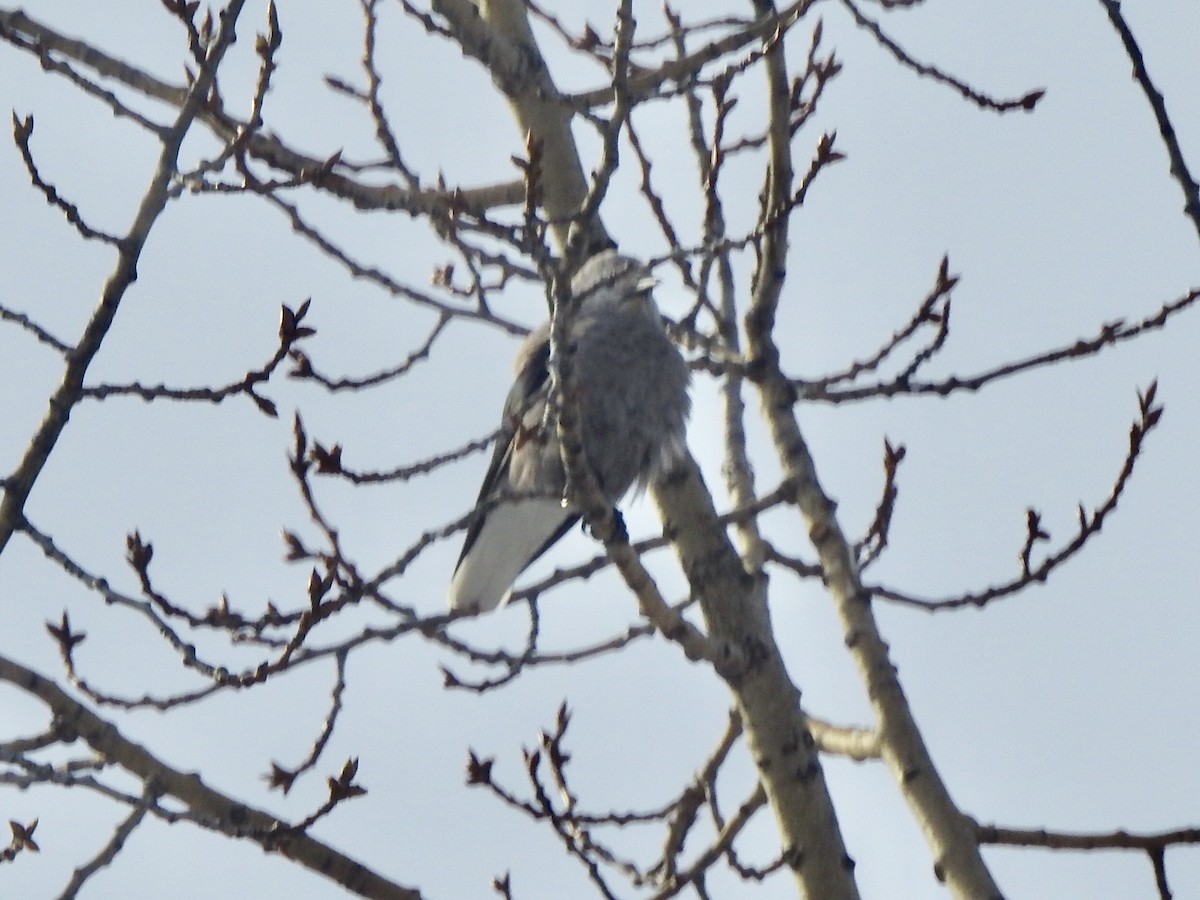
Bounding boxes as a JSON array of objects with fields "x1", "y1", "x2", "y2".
[{"x1": 447, "y1": 497, "x2": 571, "y2": 613}]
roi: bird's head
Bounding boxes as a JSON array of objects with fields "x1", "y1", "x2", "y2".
[{"x1": 571, "y1": 250, "x2": 658, "y2": 317}]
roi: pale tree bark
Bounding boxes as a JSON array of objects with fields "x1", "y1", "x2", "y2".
[
  {"x1": 459, "y1": 1, "x2": 866, "y2": 896},
  {"x1": 2, "y1": 2, "x2": 1198, "y2": 898}
]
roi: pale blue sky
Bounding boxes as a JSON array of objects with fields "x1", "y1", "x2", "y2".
[{"x1": 2, "y1": 2, "x2": 1199, "y2": 898}]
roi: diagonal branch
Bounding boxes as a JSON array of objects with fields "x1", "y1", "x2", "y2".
[
  {"x1": 0, "y1": 302, "x2": 71, "y2": 354},
  {"x1": 802, "y1": 287, "x2": 1200, "y2": 402},
  {"x1": 1097, "y1": 0, "x2": 1200, "y2": 247},
  {"x1": 57, "y1": 787, "x2": 152, "y2": 896},
  {"x1": 838, "y1": 0, "x2": 1044, "y2": 114},
  {"x1": 0, "y1": 0, "x2": 247, "y2": 555},
  {"x1": 0, "y1": 653, "x2": 423, "y2": 900},
  {"x1": 0, "y1": 8, "x2": 520, "y2": 218},
  {"x1": 428, "y1": 0, "x2": 600, "y2": 252},
  {"x1": 742, "y1": 0, "x2": 998, "y2": 895}
]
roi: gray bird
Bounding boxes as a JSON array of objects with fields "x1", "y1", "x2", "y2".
[{"x1": 448, "y1": 250, "x2": 691, "y2": 614}]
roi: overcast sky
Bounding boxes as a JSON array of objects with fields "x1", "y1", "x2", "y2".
[{"x1": 2, "y1": 2, "x2": 1199, "y2": 898}]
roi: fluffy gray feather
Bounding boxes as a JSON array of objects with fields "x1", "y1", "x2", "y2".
[{"x1": 448, "y1": 251, "x2": 691, "y2": 614}]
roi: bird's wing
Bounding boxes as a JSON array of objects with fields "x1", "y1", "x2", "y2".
[
  {"x1": 454, "y1": 327, "x2": 551, "y2": 570},
  {"x1": 449, "y1": 326, "x2": 580, "y2": 613}
]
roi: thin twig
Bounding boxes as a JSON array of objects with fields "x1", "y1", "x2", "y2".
[{"x1": 1097, "y1": 0, "x2": 1200, "y2": 247}]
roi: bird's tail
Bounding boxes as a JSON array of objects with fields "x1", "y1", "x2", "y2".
[{"x1": 448, "y1": 497, "x2": 576, "y2": 614}]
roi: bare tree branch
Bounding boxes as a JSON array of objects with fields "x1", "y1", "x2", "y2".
[
  {"x1": 0, "y1": 653, "x2": 424, "y2": 900},
  {"x1": 837, "y1": 0, "x2": 1044, "y2": 114},
  {"x1": 1098, "y1": 0, "x2": 1200, "y2": 246},
  {"x1": 0, "y1": 0, "x2": 249, "y2": 555}
]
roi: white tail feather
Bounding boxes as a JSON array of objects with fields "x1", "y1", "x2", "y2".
[{"x1": 447, "y1": 497, "x2": 571, "y2": 614}]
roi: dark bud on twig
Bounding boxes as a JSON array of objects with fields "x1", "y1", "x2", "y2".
[
  {"x1": 46, "y1": 611, "x2": 86, "y2": 654},
  {"x1": 466, "y1": 750, "x2": 495, "y2": 786},
  {"x1": 265, "y1": 762, "x2": 298, "y2": 794}
]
